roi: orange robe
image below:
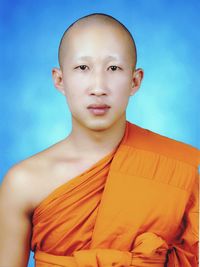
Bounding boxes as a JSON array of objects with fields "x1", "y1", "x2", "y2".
[{"x1": 31, "y1": 121, "x2": 199, "y2": 266}]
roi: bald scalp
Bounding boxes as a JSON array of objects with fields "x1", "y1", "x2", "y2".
[{"x1": 58, "y1": 13, "x2": 137, "y2": 69}]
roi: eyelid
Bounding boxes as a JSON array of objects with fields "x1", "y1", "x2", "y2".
[
  {"x1": 74, "y1": 65, "x2": 89, "y2": 70},
  {"x1": 107, "y1": 65, "x2": 122, "y2": 70},
  {"x1": 74, "y1": 65, "x2": 122, "y2": 71}
]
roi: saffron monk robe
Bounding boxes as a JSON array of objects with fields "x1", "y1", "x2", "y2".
[{"x1": 32, "y1": 121, "x2": 199, "y2": 267}]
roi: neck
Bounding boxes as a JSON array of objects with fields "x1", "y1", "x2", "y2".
[{"x1": 67, "y1": 116, "x2": 127, "y2": 159}]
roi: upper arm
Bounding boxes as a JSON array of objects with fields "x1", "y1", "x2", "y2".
[{"x1": 0, "y1": 165, "x2": 33, "y2": 267}]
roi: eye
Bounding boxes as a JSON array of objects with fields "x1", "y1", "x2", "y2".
[
  {"x1": 108, "y1": 65, "x2": 121, "y2": 71},
  {"x1": 75, "y1": 65, "x2": 89, "y2": 71}
]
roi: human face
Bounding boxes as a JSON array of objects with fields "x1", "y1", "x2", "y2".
[{"x1": 53, "y1": 23, "x2": 143, "y2": 131}]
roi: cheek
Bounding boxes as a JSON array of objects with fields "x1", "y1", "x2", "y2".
[
  {"x1": 70, "y1": 74, "x2": 89, "y2": 88},
  {"x1": 110, "y1": 76, "x2": 132, "y2": 113},
  {"x1": 110, "y1": 74, "x2": 132, "y2": 97},
  {"x1": 63, "y1": 74, "x2": 84, "y2": 99}
]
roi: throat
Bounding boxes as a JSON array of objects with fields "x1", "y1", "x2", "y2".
[{"x1": 66, "y1": 118, "x2": 127, "y2": 160}]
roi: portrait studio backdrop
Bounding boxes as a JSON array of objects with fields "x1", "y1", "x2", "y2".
[{"x1": 0, "y1": 0, "x2": 199, "y2": 266}]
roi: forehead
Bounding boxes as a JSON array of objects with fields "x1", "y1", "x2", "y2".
[
  {"x1": 58, "y1": 16, "x2": 136, "y2": 68},
  {"x1": 63, "y1": 22, "x2": 133, "y2": 58}
]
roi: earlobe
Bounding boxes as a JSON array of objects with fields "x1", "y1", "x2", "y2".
[
  {"x1": 52, "y1": 68, "x2": 65, "y2": 95},
  {"x1": 130, "y1": 68, "x2": 144, "y2": 96}
]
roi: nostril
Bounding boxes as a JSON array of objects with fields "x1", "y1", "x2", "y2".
[{"x1": 90, "y1": 90, "x2": 107, "y2": 96}]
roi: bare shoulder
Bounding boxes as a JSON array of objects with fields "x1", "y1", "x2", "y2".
[
  {"x1": 0, "y1": 163, "x2": 34, "y2": 215},
  {"x1": 0, "y1": 157, "x2": 38, "y2": 266},
  {"x1": 1, "y1": 138, "x2": 69, "y2": 213},
  {"x1": 0, "y1": 139, "x2": 71, "y2": 266}
]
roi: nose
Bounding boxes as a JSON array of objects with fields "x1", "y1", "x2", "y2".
[{"x1": 89, "y1": 70, "x2": 108, "y2": 96}]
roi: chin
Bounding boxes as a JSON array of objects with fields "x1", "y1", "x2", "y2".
[
  {"x1": 79, "y1": 117, "x2": 116, "y2": 132},
  {"x1": 73, "y1": 112, "x2": 125, "y2": 132},
  {"x1": 86, "y1": 120, "x2": 112, "y2": 131}
]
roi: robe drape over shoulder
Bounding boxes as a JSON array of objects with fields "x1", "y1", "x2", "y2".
[{"x1": 31, "y1": 121, "x2": 199, "y2": 267}]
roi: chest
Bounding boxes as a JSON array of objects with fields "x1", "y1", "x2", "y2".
[
  {"x1": 92, "y1": 169, "x2": 190, "y2": 246},
  {"x1": 31, "y1": 158, "x2": 103, "y2": 210}
]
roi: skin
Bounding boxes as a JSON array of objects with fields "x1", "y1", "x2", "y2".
[
  {"x1": 0, "y1": 14, "x2": 143, "y2": 267},
  {"x1": 53, "y1": 17, "x2": 143, "y2": 154}
]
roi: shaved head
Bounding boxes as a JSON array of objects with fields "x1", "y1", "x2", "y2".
[{"x1": 58, "y1": 13, "x2": 137, "y2": 69}]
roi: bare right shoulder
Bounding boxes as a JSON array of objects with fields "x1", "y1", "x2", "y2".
[
  {"x1": 0, "y1": 142, "x2": 61, "y2": 215},
  {"x1": 0, "y1": 139, "x2": 63, "y2": 267},
  {"x1": 0, "y1": 137, "x2": 72, "y2": 215},
  {"x1": 0, "y1": 162, "x2": 35, "y2": 266},
  {"x1": 1, "y1": 161, "x2": 36, "y2": 213},
  {"x1": 0, "y1": 138, "x2": 73, "y2": 266}
]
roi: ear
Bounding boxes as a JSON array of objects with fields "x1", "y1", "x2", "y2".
[
  {"x1": 52, "y1": 67, "x2": 65, "y2": 95},
  {"x1": 130, "y1": 68, "x2": 144, "y2": 96}
]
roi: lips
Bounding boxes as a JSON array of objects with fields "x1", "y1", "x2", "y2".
[
  {"x1": 87, "y1": 104, "x2": 111, "y2": 109},
  {"x1": 87, "y1": 104, "x2": 111, "y2": 115}
]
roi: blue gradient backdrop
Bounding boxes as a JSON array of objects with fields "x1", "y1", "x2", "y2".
[{"x1": 0, "y1": 1, "x2": 199, "y2": 266}]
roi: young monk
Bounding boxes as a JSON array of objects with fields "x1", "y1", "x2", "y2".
[{"x1": 0, "y1": 13, "x2": 199, "y2": 267}]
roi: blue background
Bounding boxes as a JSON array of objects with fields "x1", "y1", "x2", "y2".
[{"x1": 0, "y1": 0, "x2": 199, "y2": 266}]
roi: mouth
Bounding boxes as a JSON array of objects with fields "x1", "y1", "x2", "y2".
[{"x1": 87, "y1": 104, "x2": 111, "y2": 115}]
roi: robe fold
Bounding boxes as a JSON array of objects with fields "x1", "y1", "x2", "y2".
[{"x1": 31, "y1": 121, "x2": 199, "y2": 267}]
